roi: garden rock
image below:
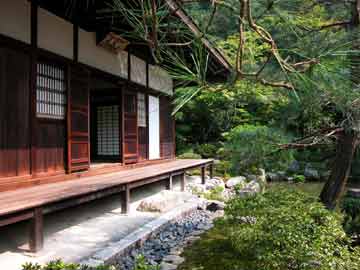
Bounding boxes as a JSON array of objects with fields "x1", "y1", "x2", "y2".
[
  {"x1": 237, "y1": 188, "x2": 257, "y2": 198},
  {"x1": 304, "y1": 166, "x2": 320, "y2": 180},
  {"x1": 226, "y1": 176, "x2": 246, "y2": 188},
  {"x1": 246, "y1": 174, "x2": 257, "y2": 181},
  {"x1": 160, "y1": 262, "x2": 178, "y2": 270},
  {"x1": 163, "y1": 254, "x2": 185, "y2": 265},
  {"x1": 187, "y1": 183, "x2": 207, "y2": 194},
  {"x1": 206, "y1": 200, "x2": 225, "y2": 212},
  {"x1": 137, "y1": 191, "x2": 195, "y2": 212},
  {"x1": 257, "y1": 168, "x2": 266, "y2": 185},
  {"x1": 206, "y1": 177, "x2": 225, "y2": 190},
  {"x1": 246, "y1": 180, "x2": 261, "y2": 193}
]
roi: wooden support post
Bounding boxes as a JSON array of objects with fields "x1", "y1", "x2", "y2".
[
  {"x1": 29, "y1": 207, "x2": 43, "y2": 252},
  {"x1": 122, "y1": 185, "x2": 130, "y2": 214},
  {"x1": 166, "y1": 174, "x2": 173, "y2": 190},
  {"x1": 209, "y1": 164, "x2": 214, "y2": 179},
  {"x1": 180, "y1": 172, "x2": 186, "y2": 192},
  {"x1": 201, "y1": 166, "x2": 206, "y2": 185}
]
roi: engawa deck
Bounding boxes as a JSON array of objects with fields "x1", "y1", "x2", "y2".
[{"x1": 0, "y1": 159, "x2": 213, "y2": 252}]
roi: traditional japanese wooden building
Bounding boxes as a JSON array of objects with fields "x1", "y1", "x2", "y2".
[{"x1": 0, "y1": 0, "x2": 231, "y2": 252}]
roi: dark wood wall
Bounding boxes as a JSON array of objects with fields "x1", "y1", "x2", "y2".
[
  {"x1": 0, "y1": 47, "x2": 31, "y2": 179},
  {"x1": 160, "y1": 96, "x2": 175, "y2": 159},
  {"x1": 34, "y1": 120, "x2": 65, "y2": 175}
]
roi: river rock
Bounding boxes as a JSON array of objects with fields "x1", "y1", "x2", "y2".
[{"x1": 226, "y1": 176, "x2": 246, "y2": 188}]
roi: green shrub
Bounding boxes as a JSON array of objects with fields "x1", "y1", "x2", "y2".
[
  {"x1": 214, "y1": 160, "x2": 231, "y2": 178},
  {"x1": 177, "y1": 152, "x2": 202, "y2": 159},
  {"x1": 342, "y1": 196, "x2": 360, "y2": 234},
  {"x1": 195, "y1": 143, "x2": 218, "y2": 158},
  {"x1": 22, "y1": 260, "x2": 114, "y2": 270},
  {"x1": 204, "y1": 186, "x2": 225, "y2": 202},
  {"x1": 224, "y1": 124, "x2": 294, "y2": 174},
  {"x1": 134, "y1": 255, "x2": 160, "y2": 270},
  {"x1": 219, "y1": 188, "x2": 360, "y2": 270},
  {"x1": 293, "y1": 174, "x2": 306, "y2": 183}
]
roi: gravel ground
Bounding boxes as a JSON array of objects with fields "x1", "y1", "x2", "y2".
[{"x1": 116, "y1": 209, "x2": 223, "y2": 270}]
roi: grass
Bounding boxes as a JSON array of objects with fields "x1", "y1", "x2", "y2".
[
  {"x1": 177, "y1": 226, "x2": 248, "y2": 270},
  {"x1": 268, "y1": 181, "x2": 325, "y2": 197},
  {"x1": 177, "y1": 181, "x2": 326, "y2": 270}
]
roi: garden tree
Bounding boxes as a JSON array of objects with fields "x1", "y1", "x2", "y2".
[
  {"x1": 320, "y1": 0, "x2": 360, "y2": 209},
  {"x1": 102, "y1": 0, "x2": 360, "y2": 209},
  {"x1": 183, "y1": 0, "x2": 360, "y2": 210}
]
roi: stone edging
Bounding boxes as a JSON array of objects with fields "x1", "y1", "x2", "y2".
[{"x1": 81, "y1": 201, "x2": 201, "y2": 267}]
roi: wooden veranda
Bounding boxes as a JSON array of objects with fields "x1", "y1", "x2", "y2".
[{"x1": 0, "y1": 159, "x2": 213, "y2": 252}]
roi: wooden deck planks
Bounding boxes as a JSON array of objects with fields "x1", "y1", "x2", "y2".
[{"x1": 0, "y1": 159, "x2": 213, "y2": 217}]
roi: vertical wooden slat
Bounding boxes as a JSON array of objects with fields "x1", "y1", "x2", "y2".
[
  {"x1": 180, "y1": 172, "x2": 186, "y2": 192},
  {"x1": 29, "y1": 207, "x2": 43, "y2": 252},
  {"x1": 30, "y1": 0, "x2": 38, "y2": 176},
  {"x1": 201, "y1": 166, "x2": 206, "y2": 184},
  {"x1": 209, "y1": 164, "x2": 214, "y2": 179},
  {"x1": 166, "y1": 174, "x2": 173, "y2": 190},
  {"x1": 122, "y1": 184, "x2": 130, "y2": 214}
]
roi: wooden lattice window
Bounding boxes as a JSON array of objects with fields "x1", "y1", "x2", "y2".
[
  {"x1": 137, "y1": 93, "x2": 146, "y2": 127},
  {"x1": 36, "y1": 62, "x2": 66, "y2": 119},
  {"x1": 97, "y1": 105, "x2": 120, "y2": 156}
]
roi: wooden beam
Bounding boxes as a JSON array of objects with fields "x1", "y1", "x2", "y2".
[
  {"x1": 29, "y1": 207, "x2": 43, "y2": 253},
  {"x1": 30, "y1": 0, "x2": 38, "y2": 176},
  {"x1": 73, "y1": 23, "x2": 79, "y2": 62},
  {"x1": 180, "y1": 172, "x2": 186, "y2": 191},
  {"x1": 209, "y1": 164, "x2": 214, "y2": 179},
  {"x1": 166, "y1": 174, "x2": 173, "y2": 190},
  {"x1": 121, "y1": 184, "x2": 130, "y2": 214},
  {"x1": 0, "y1": 211, "x2": 34, "y2": 227},
  {"x1": 201, "y1": 166, "x2": 206, "y2": 184}
]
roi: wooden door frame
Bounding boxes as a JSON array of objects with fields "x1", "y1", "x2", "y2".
[
  {"x1": 122, "y1": 89, "x2": 138, "y2": 164},
  {"x1": 90, "y1": 89, "x2": 122, "y2": 162}
]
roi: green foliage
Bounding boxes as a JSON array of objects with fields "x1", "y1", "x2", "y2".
[
  {"x1": 177, "y1": 152, "x2": 202, "y2": 160},
  {"x1": 220, "y1": 188, "x2": 360, "y2": 270},
  {"x1": 342, "y1": 196, "x2": 360, "y2": 234},
  {"x1": 204, "y1": 186, "x2": 225, "y2": 202},
  {"x1": 213, "y1": 160, "x2": 231, "y2": 179},
  {"x1": 21, "y1": 260, "x2": 114, "y2": 270},
  {"x1": 293, "y1": 174, "x2": 306, "y2": 183},
  {"x1": 194, "y1": 143, "x2": 218, "y2": 158},
  {"x1": 224, "y1": 124, "x2": 293, "y2": 174},
  {"x1": 134, "y1": 255, "x2": 160, "y2": 270},
  {"x1": 175, "y1": 80, "x2": 289, "y2": 154}
]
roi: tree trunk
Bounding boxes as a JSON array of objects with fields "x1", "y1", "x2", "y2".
[
  {"x1": 319, "y1": 0, "x2": 360, "y2": 210},
  {"x1": 320, "y1": 131, "x2": 359, "y2": 210}
]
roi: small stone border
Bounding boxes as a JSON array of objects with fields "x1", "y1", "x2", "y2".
[
  {"x1": 81, "y1": 201, "x2": 204, "y2": 267},
  {"x1": 116, "y1": 209, "x2": 222, "y2": 270}
]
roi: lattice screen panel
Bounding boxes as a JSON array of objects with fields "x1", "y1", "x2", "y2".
[
  {"x1": 137, "y1": 92, "x2": 146, "y2": 127},
  {"x1": 96, "y1": 105, "x2": 120, "y2": 156},
  {"x1": 36, "y1": 62, "x2": 66, "y2": 119}
]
